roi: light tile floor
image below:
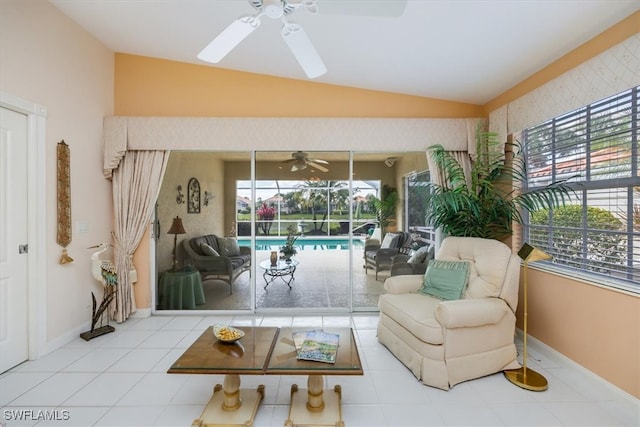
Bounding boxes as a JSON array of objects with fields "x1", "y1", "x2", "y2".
[{"x1": 1, "y1": 314, "x2": 638, "y2": 427}]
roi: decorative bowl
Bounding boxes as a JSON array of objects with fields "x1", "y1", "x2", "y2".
[{"x1": 213, "y1": 324, "x2": 245, "y2": 343}]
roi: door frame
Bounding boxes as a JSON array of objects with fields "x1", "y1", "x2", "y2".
[{"x1": 1, "y1": 92, "x2": 47, "y2": 361}]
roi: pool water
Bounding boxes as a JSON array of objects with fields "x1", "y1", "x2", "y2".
[{"x1": 238, "y1": 237, "x2": 364, "y2": 251}]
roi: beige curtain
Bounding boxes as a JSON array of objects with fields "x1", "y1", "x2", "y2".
[
  {"x1": 426, "y1": 149, "x2": 473, "y2": 248},
  {"x1": 111, "y1": 150, "x2": 169, "y2": 323},
  {"x1": 426, "y1": 150, "x2": 473, "y2": 188}
]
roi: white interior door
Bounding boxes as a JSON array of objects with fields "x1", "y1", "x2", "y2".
[{"x1": 0, "y1": 106, "x2": 29, "y2": 373}]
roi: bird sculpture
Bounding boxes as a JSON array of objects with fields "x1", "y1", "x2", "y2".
[
  {"x1": 88, "y1": 243, "x2": 118, "y2": 287},
  {"x1": 82, "y1": 243, "x2": 118, "y2": 339}
]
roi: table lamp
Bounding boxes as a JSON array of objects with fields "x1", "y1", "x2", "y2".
[
  {"x1": 168, "y1": 216, "x2": 186, "y2": 271},
  {"x1": 504, "y1": 242, "x2": 552, "y2": 391}
]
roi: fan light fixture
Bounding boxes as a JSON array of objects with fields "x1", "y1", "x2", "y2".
[
  {"x1": 285, "y1": 151, "x2": 329, "y2": 172},
  {"x1": 291, "y1": 158, "x2": 308, "y2": 171},
  {"x1": 198, "y1": 0, "x2": 327, "y2": 79}
]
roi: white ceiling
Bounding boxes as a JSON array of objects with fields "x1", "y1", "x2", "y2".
[{"x1": 49, "y1": 0, "x2": 639, "y2": 105}]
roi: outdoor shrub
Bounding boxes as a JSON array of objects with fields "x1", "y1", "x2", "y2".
[{"x1": 530, "y1": 205, "x2": 626, "y2": 273}]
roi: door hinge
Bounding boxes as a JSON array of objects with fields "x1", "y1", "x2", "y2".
[{"x1": 19, "y1": 244, "x2": 28, "y2": 254}]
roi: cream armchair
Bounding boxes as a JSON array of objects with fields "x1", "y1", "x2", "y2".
[{"x1": 377, "y1": 237, "x2": 521, "y2": 390}]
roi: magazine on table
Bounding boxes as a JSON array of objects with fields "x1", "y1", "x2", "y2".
[
  {"x1": 295, "y1": 329, "x2": 340, "y2": 364},
  {"x1": 292, "y1": 329, "x2": 320, "y2": 352}
]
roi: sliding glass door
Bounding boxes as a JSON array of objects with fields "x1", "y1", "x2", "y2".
[
  {"x1": 253, "y1": 151, "x2": 352, "y2": 311},
  {"x1": 155, "y1": 149, "x2": 429, "y2": 313}
]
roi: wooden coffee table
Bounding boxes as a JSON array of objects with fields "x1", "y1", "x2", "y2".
[
  {"x1": 168, "y1": 326, "x2": 362, "y2": 427},
  {"x1": 167, "y1": 326, "x2": 279, "y2": 427},
  {"x1": 267, "y1": 327, "x2": 363, "y2": 427}
]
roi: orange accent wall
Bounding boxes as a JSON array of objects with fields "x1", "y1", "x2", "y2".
[
  {"x1": 519, "y1": 268, "x2": 639, "y2": 398},
  {"x1": 114, "y1": 54, "x2": 484, "y2": 118}
]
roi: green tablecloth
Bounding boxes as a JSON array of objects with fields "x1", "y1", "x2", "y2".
[{"x1": 159, "y1": 269, "x2": 205, "y2": 309}]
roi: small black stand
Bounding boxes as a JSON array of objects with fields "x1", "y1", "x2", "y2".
[
  {"x1": 80, "y1": 325, "x2": 115, "y2": 341},
  {"x1": 80, "y1": 287, "x2": 117, "y2": 341}
]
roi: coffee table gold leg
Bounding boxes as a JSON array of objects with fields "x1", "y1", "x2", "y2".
[
  {"x1": 285, "y1": 376, "x2": 344, "y2": 427},
  {"x1": 306, "y1": 374, "x2": 325, "y2": 411},
  {"x1": 193, "y1": 376, "x2": 265, "y2": 427},
  {"x1": 223, "y1": 373, "x2": 241, "y2": 411}
]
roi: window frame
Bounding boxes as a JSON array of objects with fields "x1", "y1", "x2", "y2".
[{"x1": 522, "y1": 86, "x2": 639, "y2": 293}]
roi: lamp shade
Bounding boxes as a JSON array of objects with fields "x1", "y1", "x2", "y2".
[
  {"x1": 167, "y1": 216, "x2": 186, "y2": 235},
  {"x1": 518, "y1": 243, "x2": 551, "y2": 263}
]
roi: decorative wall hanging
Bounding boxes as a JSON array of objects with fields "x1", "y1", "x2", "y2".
[
  {"x1": 56, "y1": 140, "x2": 73, "y2": 264},
  {"x1": 176, "y1": 185, "x2": 185, "y2": 204},
  {"x1": 203, "y1": 190, "x2": 215, "y2": 206},
  {"x1": 187, "y1": 177, "x2": 201, "y2": 213}
]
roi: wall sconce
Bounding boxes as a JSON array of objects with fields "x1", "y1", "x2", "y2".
[
  {"x1": 176, "y1": 185, "x2": 184, "y2": 205},
  {"x1": 384, "y1": 157, "x2": 397, "y2": 167},
  {"x1": 203, "y1": 190, "x2": 215, "y2": 206}
]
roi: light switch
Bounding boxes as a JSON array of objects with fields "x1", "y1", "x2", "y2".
[{"x1": 77, "y1": 220, "x2": 88, "y2": 234}]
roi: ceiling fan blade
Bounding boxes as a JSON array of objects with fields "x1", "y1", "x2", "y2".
[
  {"x1": 197, "y1": 16, "x2": 260, "y2": 63},
  {"x1": 281, "y1": 22, "x2": 326, "y2": 79},
  {"x1": 307, "y1": 161, "x2": 329, "y2": 172},
  {"x1": 307, "y1": 157, "x2": 328, "y2": 164}
]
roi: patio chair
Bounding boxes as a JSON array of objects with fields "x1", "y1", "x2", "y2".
[
  {"x1": 390, "y1": 243, "x2": 435, "y2": 276},
  {"x1": 363, "y1": 231, "x2": 413, "y2": 280}
]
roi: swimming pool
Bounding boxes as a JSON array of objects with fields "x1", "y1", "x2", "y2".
[{"x1": 238, "y1": 237, "x2": 364, "y2": 251}]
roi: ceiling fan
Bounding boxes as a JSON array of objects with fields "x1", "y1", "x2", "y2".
[
  {"x1": 198, "y1": 0, "x2": 326, "y2": 79},
  {"x1": 284, "y1": 151, "x2": 329, "y2": 172}
]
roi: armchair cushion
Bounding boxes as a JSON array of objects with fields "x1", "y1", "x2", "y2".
[
  {"x1": 435, "y1": 298, "x2": 509, "y2": 328},
  {"x1": 407, "y1": 244, "x2": 430, "y2": 264},
  {"x1": 380, "y1": 232, "x2": 399, "y2": 249},
  {"x1": 437, "y1": 237, "x2": 513, "y2": 301},
  {"x1": 378, "y1": 293, "x2": 444, "y2": 344},
  {"x1": 200, "y1": 243, "x2": 219, "y2": 257},
  {"x1": 419, "y1": 260, "x2": 469, "y2": 301},
  {"x1": 384, "y1": 274, "x2": 423, "y2": 294},
  {"x1": 217, "y1": 237, "x2": 240, "y2": 256}
]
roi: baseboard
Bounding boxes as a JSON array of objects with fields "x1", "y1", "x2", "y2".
[
  {"x1": 43, "y1": 320, "x2": 92, "y2": 355},
  {"x1": 516, "y1": 329, "x2": 638, "y2": 403},
  {"x1": 41, "y1": 311, "x2": 148, "y2": 357},
  {"x1": 131, "y1": 308, "x2": 151, "y2": 318}
]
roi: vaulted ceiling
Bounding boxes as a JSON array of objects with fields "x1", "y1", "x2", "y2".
[{"x1": 50, "y1": 0, "x2": 639, "y2": 105}]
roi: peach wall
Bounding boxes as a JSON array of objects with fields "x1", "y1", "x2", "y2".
[
  {"x1": 519, "y1": 268, "x2": 639, "y2": 398},
  {"x1": 485, "y1": 13, "x2": 640, "y2": 400},
  {"x1": 115, "y1": 54, "x2": 484, "y2": 118},
  {"x1": 0, "y1": 1, "x2": 114, "y2": 344}
]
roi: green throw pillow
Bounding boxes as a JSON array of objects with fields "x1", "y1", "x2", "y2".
[{"x1": 419, "y1": 260, "x2": 469, "y2": 301}]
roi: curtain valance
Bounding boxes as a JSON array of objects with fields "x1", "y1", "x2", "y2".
[{"x1": 103, "y1": 116, "x2": 483, "y2": 179}]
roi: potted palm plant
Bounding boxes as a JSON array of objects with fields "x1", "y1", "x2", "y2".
[
  {"x1": 425, "y1": 129, "x2": 575, "y2": 241},
  {"x1": 371, "y1": 185, "x2": 399, "y2": 236},
  {"x1": 280, "y1": 225, "x2": 299, "y2": 261}
]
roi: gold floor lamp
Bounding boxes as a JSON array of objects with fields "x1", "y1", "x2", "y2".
[{"x1": 504, "y1": 242, "x2": 552, "y2": 391}]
